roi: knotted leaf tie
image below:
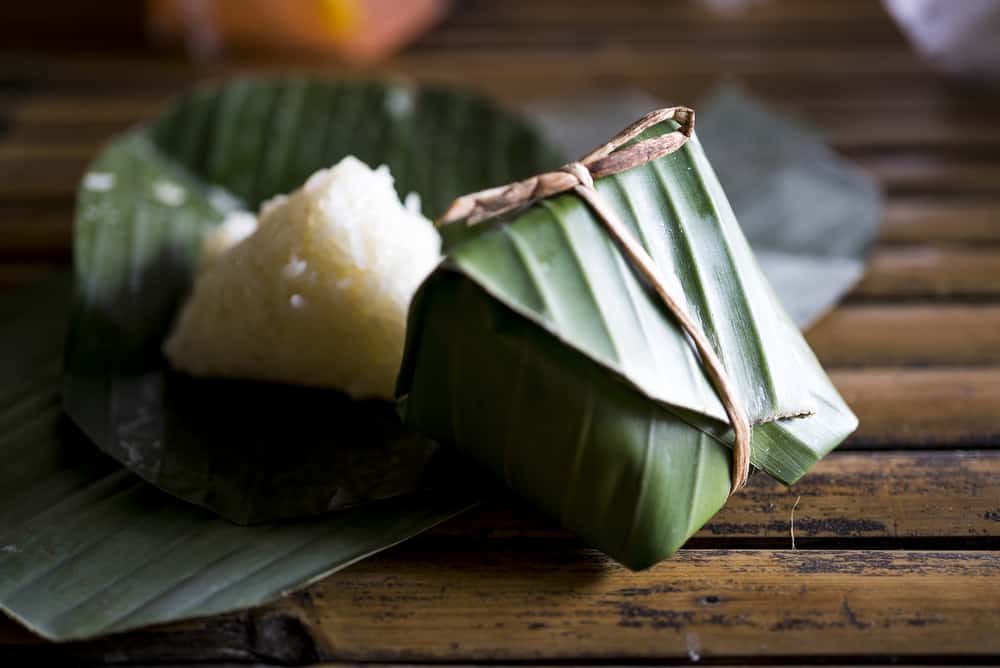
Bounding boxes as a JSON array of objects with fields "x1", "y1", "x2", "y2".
[{"x1": 437, "y1": 106, "x2": 752, "y2": 493}]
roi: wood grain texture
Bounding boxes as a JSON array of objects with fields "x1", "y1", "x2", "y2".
[
  {"x1": 856, "y1": 154, "x2": 1000, "y2": 195},
  {"x1": 808, "y1": 305, "x2": 1000, "y2": 367},
  {"x1": 265, "y1": 548, "x2": 1000, "y2": 662},
  {"x1": 852, "y1": 247, "x2": 1000, "y2": 299},
  {"x1": 881, "y1": 200, "x2": 1000, "y2": 244},
  {"x1": 689, "y1": 451, "x2": 1000, "y2": 542},
  {"x1": 833, "y1": 368, "x2": 1000, "y2": 447}
]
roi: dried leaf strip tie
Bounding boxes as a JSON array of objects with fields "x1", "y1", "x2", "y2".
[{"x1": 437, "y1": 107, "x2": 752, "y2": 493}]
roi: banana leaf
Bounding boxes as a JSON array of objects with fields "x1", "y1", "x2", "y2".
[
  {"x1": 64, "y1": 77, "x2": 559, "y2": 523},
  {"x1": 398, "y1": 120, "x2": 858, "y2": 571},
  {"x1": 0, "y1": 77, "x2": 552, "y2": 641},
  {"x1": 0, "y1": 274, "x2": 475, "y2": 641}
]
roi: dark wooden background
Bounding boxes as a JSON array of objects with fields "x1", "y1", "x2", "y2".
[{"x1": 1, "y1": 0, "x2": 999, "y2": 664}]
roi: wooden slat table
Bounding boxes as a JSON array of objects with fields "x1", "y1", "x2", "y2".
[{"x1": 1, "y1": 0, "x2": 999, "y2": 664}]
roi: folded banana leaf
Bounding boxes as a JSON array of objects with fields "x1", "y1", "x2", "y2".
[
  {"x1": 521, "y1": 84, "x2": 882, "y2": 329},
  {"x1": 398, "y1": 119, "x2": 858, "y2": 570},
  {"x1": 65, "y1": 77, "x2": 559, "y2": 523}
]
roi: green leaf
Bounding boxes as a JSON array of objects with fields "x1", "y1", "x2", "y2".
[
  {"x1": 64, "y1": 77, "x2": 560, "y2": 523},
  {"x1": 399, "y1": 123, "x2": 857, "y2": 570},
  {"x1": 0, "y1": 78, "x2": 552, "y2": 640},
  {"x1": 0, "y1": 274, "x2": 475, "y2": 641}
]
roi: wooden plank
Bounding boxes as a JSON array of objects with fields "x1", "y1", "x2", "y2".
[
  {"x1": 852, "y1": 246, "x2": 1000, "y2": 299},
  {"x1": 268, "y1": 549, "x2": 1000, "y2": 661},
  {"x1": 418, "y1": 28, "x2": 904, "y2": 54},
  {"x1": 0, "y1": 142, "x2": 101, "y2": 161},
  {"x1": 880, "y1": 200, "x2": 1000, "y2": 244},
  {"x1": 0, "y1": 156, "x2": 82, "y2": 201},
  {"x1": 835, "y1": 123, "x2": 1000, "y2": 151},
  {"x1": 435, "y1": 451, "x2": 1000, "y2": 543},
  {"x1": 467, "y1": 1, "x2": 893, "y2": 24},
  {"x1": 0, "y1": 205, "x2": 72, "y2": 258},
  {"x1": 689, "y1": 451, "x2": 1000, "y2": 541},
  {"x1": 694, "y1": 451, "x2": 1000, "y2": 548},
  {"x1": 832, "y1": 368, "x2": 1000, "y2": 447},
  {"x1": 808, "y1": 305, "x2": 1000, "y2": 367},
  {"x1": 7, "y1": 96, "x2": 165, "y2": 124},
  {"x1": 856, "y1": 153, "x2": 1000, "y2": 195},
  {"x1": 0, "y1": 263, "x2": 56, "y2": 291},
  {"x1": 803, "y1": 109, "x2": 1000, "y2": 150}
]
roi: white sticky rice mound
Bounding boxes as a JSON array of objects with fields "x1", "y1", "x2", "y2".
[
  {"x1": 164, "y1": 156, "x2": 441, "y2": 400},
  {"x1": 200, "y1": 210, "x2": 258, "y2": 267}
]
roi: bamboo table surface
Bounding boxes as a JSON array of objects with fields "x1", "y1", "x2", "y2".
[{"x1": 1, "y1": 0, "x2": 999, "y2": 664}]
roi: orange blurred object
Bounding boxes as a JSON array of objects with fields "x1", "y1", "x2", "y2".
[{"x1": 149, "y1": 0, "x2": 449, "y2": 63}]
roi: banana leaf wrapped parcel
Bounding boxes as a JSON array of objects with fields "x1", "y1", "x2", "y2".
[{"x1": 397, "y1": 108, "x2": 858, "y2": 570}]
